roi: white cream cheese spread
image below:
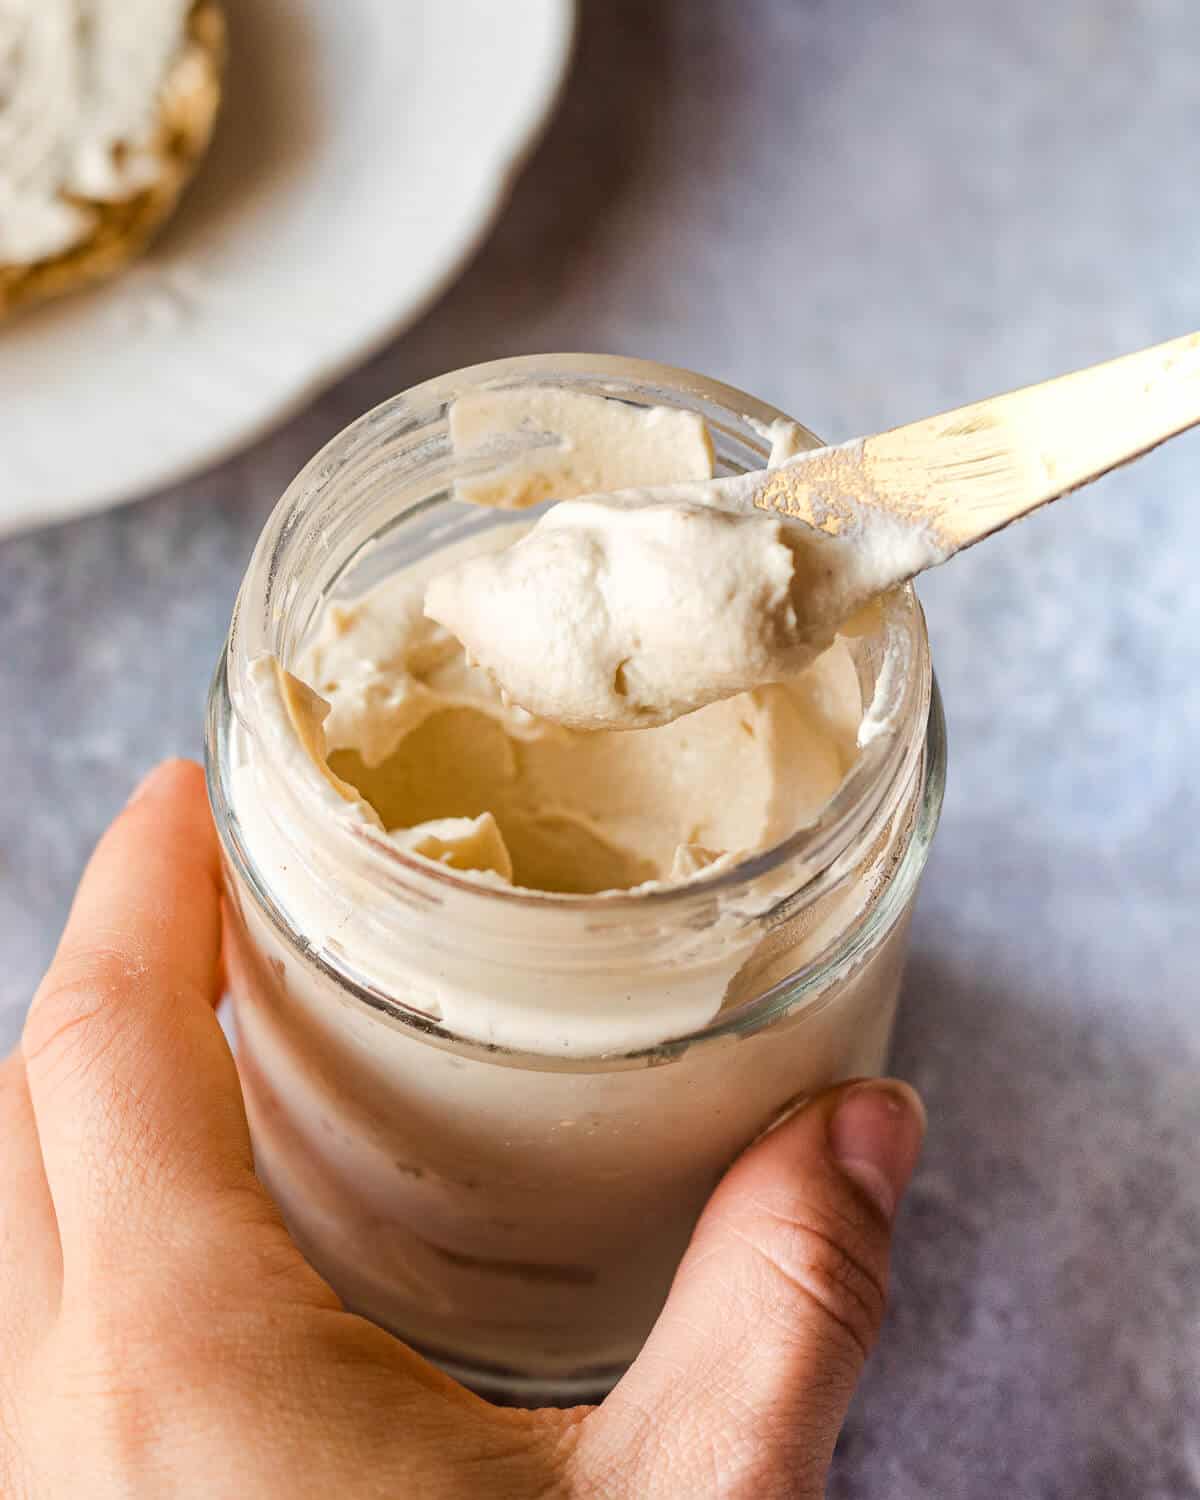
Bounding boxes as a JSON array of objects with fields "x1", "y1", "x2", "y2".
[
  {"x1": 0, "y1": 0, "x2": 191, "y2": 263},
  {"x1": 450, "y1": 386, "x2": 715, "y2": 509},
  {"x1": 426, "y1": 403, "x2": 935, "y2": 731},
  {"x1": 284, "y1": 541, "x2": 862, "y2": 896}
]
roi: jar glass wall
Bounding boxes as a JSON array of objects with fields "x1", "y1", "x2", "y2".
[{"x1": 206, "y1": 354, "x2": 946, "y2": 1402}]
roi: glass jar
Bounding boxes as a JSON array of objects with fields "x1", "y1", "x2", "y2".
[{"x1": 206, "y1": 354, "x2": 946, "y2": 1403}]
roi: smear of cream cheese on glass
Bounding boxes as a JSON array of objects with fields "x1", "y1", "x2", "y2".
[
  {"x1": 449, "y1": 385, "x2": 716, "y2": 509},
  {"x1": 0, "y1": 0, "x2": 191, "y2": 263}
]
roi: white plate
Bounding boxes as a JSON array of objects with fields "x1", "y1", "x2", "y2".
[{"x1": 0, "y1": 0, "x2": 575, "y2": 537}]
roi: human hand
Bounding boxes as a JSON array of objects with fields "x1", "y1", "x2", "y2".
[{"x1": 1, "y1": 760, "x2": 925, "y2": 1500}]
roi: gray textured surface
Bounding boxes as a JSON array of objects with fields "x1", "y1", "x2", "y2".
[{"x1": 3, "y1": 1, "x2": 1199, "y2": 1494}]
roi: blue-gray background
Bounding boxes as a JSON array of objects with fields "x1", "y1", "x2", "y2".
[{"x1": 2, "y1": 3, "x2": 1197, "y2": 1495}]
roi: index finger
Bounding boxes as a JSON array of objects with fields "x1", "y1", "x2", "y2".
[{"x1": 22, "y1": 760, "x2": 256, "y2": 1270}]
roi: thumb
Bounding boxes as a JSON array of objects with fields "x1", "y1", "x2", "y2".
[{"x1": 593, "y1": 1080, "x2": 925, "y2": 1500}]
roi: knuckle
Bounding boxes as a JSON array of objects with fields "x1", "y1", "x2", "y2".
[
  {"x1": 23, "y1": 947, "x2": 140, "y2": 1082},
  {"x1": 742, "y1": 1200, "x2": 889, "y2": 1362},
  {"x1": 9, "y1": 1323, "x2": 184, "y2": 1494},
  {"x1": 50, "y1": 1354, "x2": 174, "y2": 1481}
]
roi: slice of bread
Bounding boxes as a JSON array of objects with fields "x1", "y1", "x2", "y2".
[{"x1": 0, "y1": 0, "x2": 225, "y2": 321}]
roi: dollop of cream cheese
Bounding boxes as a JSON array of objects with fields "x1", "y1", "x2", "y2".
[
  {"x1": 424, "y1": 399, "x2": 914, "y2": 732},
  {"x1": 426, "y1": 425, "x2": 938, "y2": 731},
  {"x1": 0, "y1": 0, "x2": 191, "y2": 263},
  {"x1": 424, "y1": 496, "x2": 817, "y2": 731}
]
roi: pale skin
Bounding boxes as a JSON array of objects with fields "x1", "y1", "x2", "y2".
[{"x1": 0, "y1": 761, "x2": 926, "y2": 1500}]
